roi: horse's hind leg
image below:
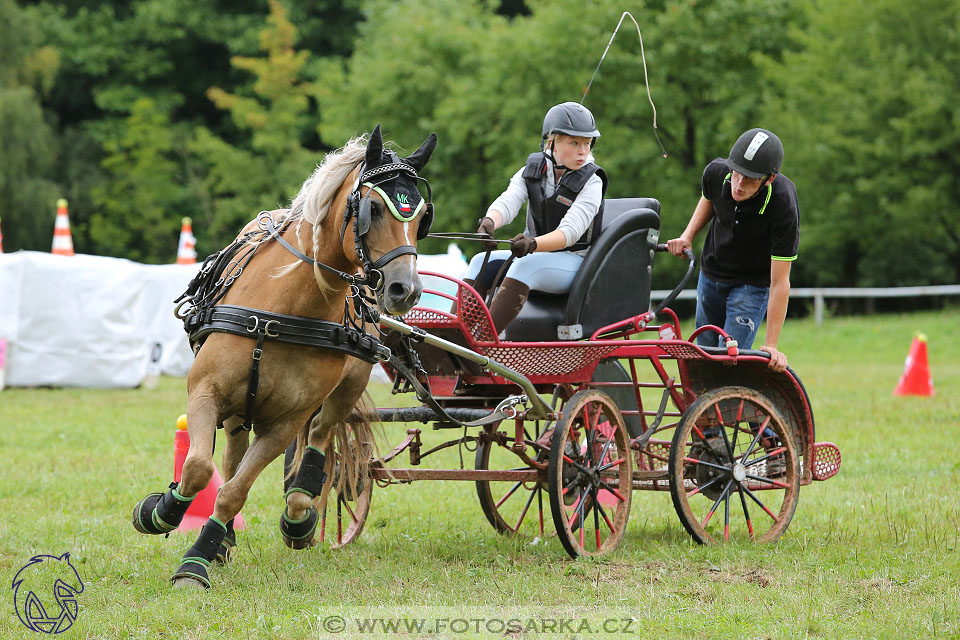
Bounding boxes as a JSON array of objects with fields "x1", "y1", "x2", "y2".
[
  {"x1": 172, "y1": 416, "x2": 303, "y2": 590},
  {"x1": 282, "y1": 364, "x2": 372, "y2": 548},
  {"x1": 131, "y1": 394, "x2": 221, "y2": 536},
  {"x1": 213, "y1": 416, "x2": 249, "y2": 564}
]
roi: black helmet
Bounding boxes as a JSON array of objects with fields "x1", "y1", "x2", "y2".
[
  {"x1": 542, "y1": 102, "x2": 601, "y2": 140},
  {"x1": 727, "y1": 128, "x2": 783, "y2": 178}
]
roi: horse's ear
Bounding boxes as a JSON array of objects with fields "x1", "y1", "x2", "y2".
[
  {"x1": 404, "y1": 132, "x2": 437, "y2": 173},
  {"x1": 365, "y1": 124, "x2": 384, "y2": 170}
]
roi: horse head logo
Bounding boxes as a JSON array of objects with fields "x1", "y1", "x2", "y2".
[{"x1": 12, "y1": 553, "x2": 84, "y2": 634}]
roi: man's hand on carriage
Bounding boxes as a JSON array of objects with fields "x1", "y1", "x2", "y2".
[
  {"x1": 509, "y1": 234, "x2": 538, "y2": 258},
  {"x1": 666, "y1": 236, "x2": 692, "y2": 257},
  {"x1": 759, "y1": 345, "x2": 788, "y2": 372},
  {"x1": 476, "y1": 216, "x2": 498, "y2": 251}
]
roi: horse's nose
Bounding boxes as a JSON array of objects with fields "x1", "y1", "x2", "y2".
[{"x1": 387, "y1": 278, "x2": 422, "y2": 307}]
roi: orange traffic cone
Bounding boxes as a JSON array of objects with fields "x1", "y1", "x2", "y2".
[
  {"x1": 176, "y1": 217, "x2": 196, "y2": 264},
  {"x1": 51, "y1": 199, "x2": 75, "y2": 256},
  {"x1": 173, "y1": 414, "x2": 245, "y2": 531},
  {"x1": 894, "y1": 333, "x2": 935, "y2": 397}
]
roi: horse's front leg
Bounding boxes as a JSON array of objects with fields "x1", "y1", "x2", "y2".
[
  {"x1": 131, "y1": 392, "x2": 221, "y2": 537},
  {"x1": 172, "y1": 414, "x2": 304, "y2": 590}
]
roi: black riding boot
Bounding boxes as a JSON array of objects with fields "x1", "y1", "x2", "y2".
[{"x1": 487, "y1": 278, "x2": 529, "y2": 334}]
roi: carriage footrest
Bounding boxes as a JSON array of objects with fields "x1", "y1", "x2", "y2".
[{"x1": 811, "y1": 441, "x2": 841, "y2": 481}]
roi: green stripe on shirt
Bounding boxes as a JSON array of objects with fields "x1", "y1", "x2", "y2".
[{"x1": 771, "y1": 255, "x2": 798, "y2": 261}]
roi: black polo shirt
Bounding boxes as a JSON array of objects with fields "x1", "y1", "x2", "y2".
[{"x1": 699, "y1": 158, "x2": 799, "y2": 287}]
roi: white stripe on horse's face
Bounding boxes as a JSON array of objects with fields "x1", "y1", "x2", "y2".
[{"x1": 403, "y1": 221, "x2": 413, "y2": 245}]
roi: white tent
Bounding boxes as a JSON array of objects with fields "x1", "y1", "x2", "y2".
[{"x1": 0, "y1": 246, "x2": 466, "y2": 389}]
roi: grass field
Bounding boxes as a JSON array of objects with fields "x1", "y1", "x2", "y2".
[{"x1": 1, "y1": 309, "x2": 958, "y2": 639}]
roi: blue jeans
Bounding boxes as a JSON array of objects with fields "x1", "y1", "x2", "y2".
[{"x1": 694, "y1": 273, "x2": 770, "y2": 349}]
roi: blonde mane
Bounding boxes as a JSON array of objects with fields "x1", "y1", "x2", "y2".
[{"x1": 268, "y1": 135, "x2": 368, "y2": 288}]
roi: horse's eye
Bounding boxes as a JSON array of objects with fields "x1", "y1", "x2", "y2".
[{"x1": 371, "y1": 200, "x2": 384, "y2": 217}]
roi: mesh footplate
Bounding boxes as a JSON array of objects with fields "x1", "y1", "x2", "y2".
[
  {"x1": 481, "y1": 344, "x2": 621, "y2": 377},
  {"x1": 811, "y1": 441, "x2": 841, "y2": 481}
]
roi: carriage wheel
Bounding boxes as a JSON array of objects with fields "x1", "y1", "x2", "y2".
[
  {"x1": 548, "y1": 390, "x2": 632, "y2": 558},
  {"x1": 315, "y1": 440, "x2": 373, "y2": 549},
  {"x1": 474, "y1": 385, "x2": 571, "y2": 536},
  {"x1": 668, "y1": 386, "x2": 799, "y2": 544}
]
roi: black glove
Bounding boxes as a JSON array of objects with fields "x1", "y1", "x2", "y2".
[
  {"x1": 476, "y1": 216, "x2": 498, "y2": 251},
  {"x1": 509, "y1": 233, "x2": 537, "y2": 258}
]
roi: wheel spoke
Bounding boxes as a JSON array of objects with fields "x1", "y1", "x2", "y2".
[
  {"x1": 745, "y1": 473, "x2": 789, "y2": 489},
  {"x1": 596, "y1": 479, "x2": 628, "y2": 503},
  {"x1": 737, "y1": 485, "x2": 755, "y2": 540},
  {"x1": 740, "y1": 484, "x2": 781, "y2": 522},
  {"x1": 594, "y1": 499, "x2": 617, "y2": 534},
  {"x1": 494, "y1": 481, "x2": 525, "y2": 509},
  {"x1": 701, "y1": 478, "x2": 734, "y2": 528},
  {"x1": 513, "y1": 485, "x2": 539, "y2": 532},
  {"x1": 745, "y1": 447, "x2": 787, "y2": 467},
  {"x1": 598, "y1": 456, "x2": 627, "y2": 472},
  {"x1": 686, "y1": 473, "x2": 725, "y2": 497},
  {"x1": 723, "y1": 488, "x2": 731, "y2": 542},
  {"x1": 683, "y1": 456, "x2": 730, "y2": 473},
  {"x1": 592, "y1": 487, "x2": 602, "y2": 550},
  {"x1": 739, "y1": 416, "x2": 771, "y2": 462}
]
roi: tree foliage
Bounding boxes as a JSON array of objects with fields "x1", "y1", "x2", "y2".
[
  {"x1": 1, "y1": 0, "x2": 956, "y2": 295},
  {"x1": 762, "y1": 0, "x2": 960, "y2": 286}
]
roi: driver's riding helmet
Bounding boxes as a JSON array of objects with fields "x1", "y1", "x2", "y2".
[
  {"x1": 541, "y1": 102, "x2": 601, "y2": 146},
  {"x1": 726, "y1": 128, "x2": 783, "y2": 179}
]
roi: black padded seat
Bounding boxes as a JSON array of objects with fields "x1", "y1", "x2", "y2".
[{"x1": 503, "y1": 198, "x2": 661, "y2": 342}]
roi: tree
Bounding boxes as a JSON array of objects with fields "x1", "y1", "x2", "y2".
[
  {"x1": 89, "y1": 98, "x2": 192, "y2": 262},
  {"x1": 189, "y1": 0, "x2": 321, "y2": 248},
  {"x1": 0, "y1": 0, "x2": 61, "y2": 252},
  {"x1": 763, "y1": 0, "x2": 960, "y2": 286},
  {"x1": 314, "y1": 0, "x2": 803, "y2": 288}
]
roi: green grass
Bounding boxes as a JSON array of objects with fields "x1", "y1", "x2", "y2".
[{"x1": 1, "y1": 309, "x2": 958, "y2": 639}]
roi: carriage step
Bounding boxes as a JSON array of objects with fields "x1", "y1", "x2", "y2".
[{"x1": 811, "y1": 441, "x2": 841, "y2": 481}]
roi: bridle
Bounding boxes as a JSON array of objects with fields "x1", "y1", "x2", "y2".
[
  {"x1": 260, "y1": 154, "x2": 434, "y2": 294},
  {"x1": 340, "y1": 154, "x2": 434, "y2": 291}
]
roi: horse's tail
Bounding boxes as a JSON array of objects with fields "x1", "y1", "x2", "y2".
[{"x1": 335, "y1": 391, "x2": 384, "y2": 498}]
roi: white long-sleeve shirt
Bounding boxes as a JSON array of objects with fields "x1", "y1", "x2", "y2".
[{"x1": 487, "y1": 155, "x2": 603, "y2": 249}]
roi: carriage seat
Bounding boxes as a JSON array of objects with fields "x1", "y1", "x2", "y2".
[{"x1": 503, "y1": 198, "x2": 661, "y2": 342}]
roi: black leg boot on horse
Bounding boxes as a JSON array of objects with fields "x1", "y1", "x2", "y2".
[
  {"x1": 171, "y1": 517, "x2": 228, "y2": 589},
  {"x1": 487, "y1": 278, "x2": 530, "y2": 335},
  {"x1": 280, "y1": 446, "x2": 327, "y2": 548},
  {"x1": 132, "y1": 483, "x2": 195, "y2": 535}
]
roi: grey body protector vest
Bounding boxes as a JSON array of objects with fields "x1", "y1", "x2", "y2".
[{"x1": 522, "y1": 152, "x2": 608, "y2": 252}]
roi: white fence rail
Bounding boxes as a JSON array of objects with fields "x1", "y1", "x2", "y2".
[{"x1": 651, "y1": 284, "x2": 960, "y2": 325}]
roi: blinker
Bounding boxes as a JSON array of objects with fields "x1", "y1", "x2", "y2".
[{"x1": 357, "y1": 196, "x2": 372, "y2": 237}]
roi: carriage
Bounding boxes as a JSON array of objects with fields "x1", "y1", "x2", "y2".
[
  {"x1": 135, "y1": 129, "x2": 841, "y2": 591},
  {"x1": 302, "y1": 197, "x2": 843, "y2": 558}
]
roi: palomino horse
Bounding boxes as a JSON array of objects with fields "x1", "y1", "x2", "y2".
[{"x1": 133, "y1": 126, "x2": 437, "y2": 589}]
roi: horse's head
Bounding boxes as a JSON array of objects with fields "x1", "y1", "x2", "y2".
[{"x1": 342, "y1": 125, "x2": 437, "y2": 316}]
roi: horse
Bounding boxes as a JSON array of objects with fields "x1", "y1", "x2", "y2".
[{"x1": 132, "y1": 125, "x2": 437, "y2": 589}]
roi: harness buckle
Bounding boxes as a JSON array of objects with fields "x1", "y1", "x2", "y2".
[
  {"x1": 263, "y1": 320, "x2": 280, "y2": 338},
  {"x1": 252, "y1": 348, "x2": 263, "y2": 361}
]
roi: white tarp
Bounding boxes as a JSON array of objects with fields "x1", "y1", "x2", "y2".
[
  {"x1": 0, "y1": 251, "x2": 198, "y2": 388},
  {"x1": 0, "y1": 245, "x2": 467, "y2": 389}
]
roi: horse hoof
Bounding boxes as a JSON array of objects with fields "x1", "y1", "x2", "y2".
[
  {"x1": 283, "y1": 535, "x2": 316, "y2": 550},
  {"x1": 280, "y1": 506, "x2": 318, "y2": 549},
  {"x1": 132, "y1": 493, "x2": 164, "y2": 535},
  {"x1": 172, "y1": 576, "x2": 209, "y2": 590}
]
